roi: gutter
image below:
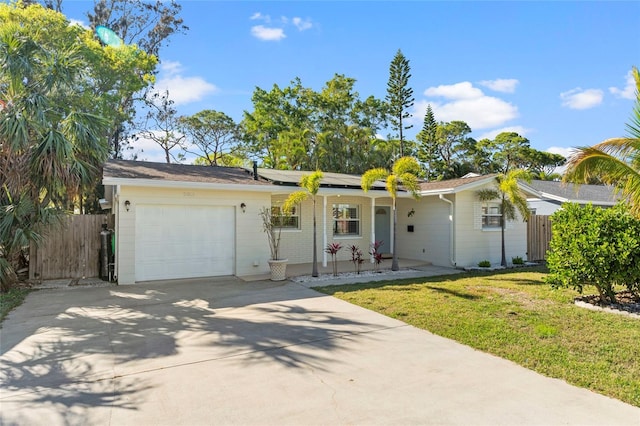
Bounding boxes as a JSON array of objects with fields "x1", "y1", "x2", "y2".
[{"x1": 438, "y1": 194, "x2": 456, "y2": 267}]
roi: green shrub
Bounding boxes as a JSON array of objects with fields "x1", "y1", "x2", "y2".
[
  {"x1": 546, "y1": 202, "x2": 640, "y2": 303},
  {"x1": 478, "y1": 260, "x2": 491, "y2": 268},
  {"x1": 512, "y1": 256, "x2": 524, "y2": 265}
]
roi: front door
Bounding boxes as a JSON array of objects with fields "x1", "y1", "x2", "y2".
[{"x1": 374, "y1": 206, "x2": 392, "y2": 255}]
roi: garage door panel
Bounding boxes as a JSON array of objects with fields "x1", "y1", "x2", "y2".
[{"x1": 135, "y1": 205, "x2": 235, "y2": 281}]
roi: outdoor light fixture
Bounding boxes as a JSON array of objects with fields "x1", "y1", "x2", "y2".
[
  {"x1": 408, "y1": 208, "x2": 415, "y2": 217},
  {"x1": 240, "y1": 202, "x2": 246, "y2": 213},
  {"x1": 124, "y1": 200, "x2": 131, "y2": 212}
]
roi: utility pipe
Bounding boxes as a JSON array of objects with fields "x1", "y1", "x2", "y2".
[{"x1": 439, "y1": 194, "x2": 456, "y2": 267}]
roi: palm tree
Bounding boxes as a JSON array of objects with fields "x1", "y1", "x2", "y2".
[
  {"x1": 283, "y1": 171, "x2": 324, "y2": 277},
  {"x1": 565, "y1": 66, "x2": 640, "y2": 216},
  {"x1": 477, "y1": 169, "x2": 532, "y2": 267},
  {"x1": 361, "y1": 157, "x2": 421, "y2": 271},
  {"x1": 0, "y1": 20, "x2": 108, "y2": 289}
]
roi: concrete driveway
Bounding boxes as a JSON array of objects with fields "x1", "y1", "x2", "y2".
[{"x1": 1, "y1": 277, "x2": 638, "y2": 426}]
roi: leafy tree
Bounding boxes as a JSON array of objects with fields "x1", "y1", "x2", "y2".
[
  {"x1": 86, "y1": 0, "x2": 188, "y2": 158},
  {"x1": 434, "y1": 121, "x2": 474, "y2": 178},
  {"x1": 136, "y1": 90, "x2": 185, "y2": 163},
  {"x1": 386, "y1": 49, "x2": 414, "y2": 157},
  {"x1": 0, "y1": 3, "x2": 126, "y2": 288},
  {"x1": 241, "y1": 75, "x2": 389, "y2": 173},
  {"x1": 283, "y1": 171, "x2": 324, "y2": 277},
  {"x1": 361, "y1": 157, "x2": 421, "y2": 271},
  {"x1": 564, "y1": 66, "x2": 640, "y2": 216},
  {"x1": 476, "y1": 169, "x2": 531, "y2": 267},
  {"x1": 179, "y1": 110, "x2": 242, "y2": 166},
  {"x1": 546, "y1": 203, "x2": 640, "y2": 303}
]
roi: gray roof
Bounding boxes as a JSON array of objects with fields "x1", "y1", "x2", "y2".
[
  {"x1": 528, "y1": 180, "x2": 622, "y2": 204},
  {"x1": 254, "y1": 168, "x2": 386, "y2": 190},
  {"x1": 103, "y1": 160, "x2": 271, "y2": 186},
  {"x1": 419, "y1": 174, "x2": 498, "y2": 192}
]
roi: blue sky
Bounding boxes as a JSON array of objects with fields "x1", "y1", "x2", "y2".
[{"x1": 62, "y1": 1, "x2": 639, "y2": 164}]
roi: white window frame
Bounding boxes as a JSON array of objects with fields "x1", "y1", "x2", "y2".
[
  {"x1": 271, "y1": 205, "x2": 300, "y2": 230},
  {"x1": 333, "y1": 203, "x2": 360, "y2": 237},
  {"x1": 482, "y1": 202, "x2": 502, "y2": 229}
]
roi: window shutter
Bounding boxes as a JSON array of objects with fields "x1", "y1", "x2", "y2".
[{"x1": 473, "y1": 202, "x2": 482, "y2": 230}]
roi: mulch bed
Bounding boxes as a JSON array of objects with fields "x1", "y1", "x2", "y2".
[{"x1": 575, "y1": 291, "x2": 640, "y2": 318}]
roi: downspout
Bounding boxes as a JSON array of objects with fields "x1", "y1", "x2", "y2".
[{"x1": 439, "y1": 194, "x2": 456, "y2": 267}]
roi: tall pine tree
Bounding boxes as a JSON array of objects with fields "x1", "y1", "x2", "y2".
[
  {"x1": 386, "y1": 49, "x2": 414, "y2": 156},
  {"x1": 417, "y1": 104, "x2": 438, "y2": 181}
]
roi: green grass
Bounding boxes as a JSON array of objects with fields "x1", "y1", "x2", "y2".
[
  {"x1": 0, "y1": 287, "x2": 30, "y2": 325},
  {"x1": 314, "y1": 266, "x2": 640, "y2": 407}
]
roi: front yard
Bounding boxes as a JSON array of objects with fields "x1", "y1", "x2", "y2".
[{"x1": 315, "y1": 266, "x2": 640, "y2": 407}]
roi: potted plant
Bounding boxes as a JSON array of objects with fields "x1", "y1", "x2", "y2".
[{"x1": 260, "y1": 206, "x2": 288, "y2": 281}]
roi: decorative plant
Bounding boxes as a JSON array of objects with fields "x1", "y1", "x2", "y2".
[
  {"x1": 349, "y1": 245, "x2": 364, "y2": 274},
  {"x1": 512, "y1": 256, "x2": 524, "y2": 265},
  {"x1": 478, "y1": 260, "x2": 491, "y2": 268},
  {"x1": 260, "y1": 207, "x2": 285, "y2": 260},
  {"x1": 325, "y1": 242, "x2": 343, "y2": 276},
  {"x1": 370, "y1": 240, "x2": 384, "y2": 272}
]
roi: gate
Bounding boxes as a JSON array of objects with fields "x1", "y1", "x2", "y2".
[
  {"x1": 29, "y1": 215, "x2": 108, "y2": 280},
  {"x1": 527, "y1": 214, "x2": 552, "y2": 261}
]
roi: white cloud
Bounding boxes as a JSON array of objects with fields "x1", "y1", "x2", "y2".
[
  {"x1": 292, "y1": 17, "x2": 313, "y2": 31},
  {"x1": 250, "y1": 12, "x2": 270, "y2": 22},
  {"x1": 546, "y1": 146, "x2": 577, "y2": 159},
  {"x1": 424, "y1": 81, "x2": 484, "y2": 100},
  {"x1": 69, "y1": 18, "x2": 89, "y2": 29},
  {"x1": 609, "y1": 70, "x2": 636, "y2": 100},
  {"x1": 251, "y1": 25, "x2": 286, "y2": 41},
  {"x1": 415, "y1": 81, "x2": 518, "y2": 130},
  {"x1": 130, "y1": 131, "x2": 198, "y2": 164},
  {"x1": 152, "y1": 61, "x2": 217, "y2": 106},
  {"x1": 160, "y1": 60, "x2": 183, "y2": 76},
  {"x1": 560, "y1": 88, "x2": 603, "y2": 109},
  {"x1": 476, "y1": 126, "x2": 531, "y2": 141},
  {"x1": 478, "y1": 79, "x2": 519, "y2": 93}
]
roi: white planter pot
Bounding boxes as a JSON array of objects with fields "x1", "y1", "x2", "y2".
[{"x1": 268, "y1": 259, "x2": 288, "y2": 281}]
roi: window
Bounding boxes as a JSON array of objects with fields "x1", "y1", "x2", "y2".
[
  {"x1": 333, "y1": 204, "x2": 360, "y2": 236},
  {"x1": 482, "y1": 203, "x2": 502, "y2": 229},
  {"x1": 271, "y1": 205, "x2": 300, "y2": 229}
]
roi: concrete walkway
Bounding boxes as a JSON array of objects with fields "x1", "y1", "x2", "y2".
[{"x1": 1, "y1": 277, "x2": 638, "y2": 425}]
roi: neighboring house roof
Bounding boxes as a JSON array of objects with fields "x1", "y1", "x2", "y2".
[{"x1": 528, "y1": 180, "x2": 622, "y2": 205}]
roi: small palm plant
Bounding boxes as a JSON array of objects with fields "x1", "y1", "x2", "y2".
[{"x1": 325, "y1": 242, "x2": 343, "y2": 276}]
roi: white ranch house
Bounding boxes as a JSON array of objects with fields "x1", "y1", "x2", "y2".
[{"x1": 102, "y1": 160, "x2": 538, "y2": 284}]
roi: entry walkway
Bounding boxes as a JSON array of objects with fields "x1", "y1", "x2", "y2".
[{"x1": 1, "y1": 277, "x2": 638, "y2": 425}]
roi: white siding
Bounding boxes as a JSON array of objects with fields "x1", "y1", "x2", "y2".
[
  {"x1": 274, "y1": 194, "x2": 385, "y2": 265},
  {"x1": 115, "y1": 186, "x2": 271, "y2": 284},
  {"x1": 396, "y1": 196, "x2": 452, "y2": 267},
  {"x1": 453, "y1": 186, "x2": 528, "y2": 267}
]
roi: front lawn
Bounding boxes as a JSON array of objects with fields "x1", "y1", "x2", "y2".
[
  {"x1": 314, "y1": 266, "x2": 640, "y2": 407},
  {"x1": 0, "y1": 287, "x2": 30, "y2": 325}
]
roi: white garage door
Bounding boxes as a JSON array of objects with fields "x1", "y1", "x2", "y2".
[{"x1": 135, "y1": 205, "x2": 235, "y2": 281}]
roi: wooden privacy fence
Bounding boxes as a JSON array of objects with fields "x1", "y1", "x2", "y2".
[
  {"x1": 29, "y1": 215, "x2": 108, "y2": 280},
  {"x1": 527, "y1": 214, "x2": 552, "y2": 262}
]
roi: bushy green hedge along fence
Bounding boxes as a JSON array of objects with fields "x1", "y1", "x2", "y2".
[{"x1": 546, "y1": 202, "x2": 640, "y2": 303}]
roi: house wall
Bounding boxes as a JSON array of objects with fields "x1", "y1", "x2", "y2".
[
  {"x1": 274, "y1": 194, "x2": 391, "y2": 265},
  {"x1": 453, "y1": 187, "x2": 528, "y2": 267},
  {"x1": 116, "y1": 185, "x2": 271, "y2": 284},
  {"x1": 396, "y1": 196, "x2": 452, "y2": 266},
  {"x1": 528, "y1": 199, "x2": 562, "y2": 215}
]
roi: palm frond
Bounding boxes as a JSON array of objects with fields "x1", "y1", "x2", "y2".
[{"x1": 361, "y1": 168, "x2": 388, "y2": 192}]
